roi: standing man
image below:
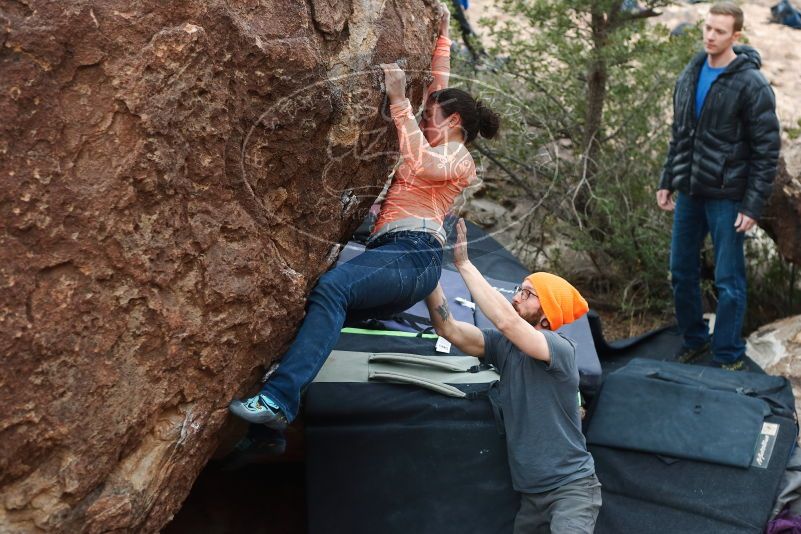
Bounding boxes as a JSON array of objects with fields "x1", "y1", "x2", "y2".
[
  {"x1": 657, "y1": 2, "x2": 780, "y2": 370},
  {"x1": 425, "y1": 219, "x2": 601, "y2": 533}
]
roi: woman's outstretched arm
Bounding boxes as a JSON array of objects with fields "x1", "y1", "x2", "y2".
[{"x1": 424, "y1": 3, "x2": 452, "y2": 102}]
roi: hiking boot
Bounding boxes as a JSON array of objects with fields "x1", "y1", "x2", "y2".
[
  {"x1": 675, "y1": 342, "x2": 711, "y2": 364},
  {"x1": 229, "y1": 393, "x2": 288, "y2": 429},
  {"x1": 710, "y1": 358, "x2": 746, "y2": 372}
]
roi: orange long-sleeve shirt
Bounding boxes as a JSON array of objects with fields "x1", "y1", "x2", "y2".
[{"x1": 372, "y1": 36, "x2": 477, "y2": 244}]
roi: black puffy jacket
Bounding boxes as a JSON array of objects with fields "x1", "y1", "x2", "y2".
[{"x1": 659, "y1": 45, "x2": 780, "y2": 220}]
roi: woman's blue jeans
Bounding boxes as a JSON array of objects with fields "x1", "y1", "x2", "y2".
[
  {"x1": 670, "y1": 193, "x2": 747, "y2": 363},
  {"x1": 261, "y1": 231, "x2": 443, "y2": 421}
]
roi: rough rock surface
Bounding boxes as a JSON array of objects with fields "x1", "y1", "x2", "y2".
[
  {"x1": 0, "y1": 0, "x2": 439, "y2": 531},
  {"x1": 747, "y1": 315, "x2": 801, "y2": 409},
  {"x1": 763, "y1": 155, "x2": 801, "y2": 267}
]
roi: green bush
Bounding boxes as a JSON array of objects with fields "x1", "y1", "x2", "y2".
[{"x1": 452, "y1": 0, "x2": 699, "y2": 312}]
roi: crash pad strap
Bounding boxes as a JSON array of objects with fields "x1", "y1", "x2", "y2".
[
  {"x1": 313, "y1": 350, "x2": 499, "y2": 385},
  {"x1": 369, "y1": 353, "x2": 474, "y2": 373},
  {"x1": 368, "y1": 370, "x2": 467, "y2": 398},
  {"x1": 341, "y1": 327, "x2": 439, "y2": 339}
]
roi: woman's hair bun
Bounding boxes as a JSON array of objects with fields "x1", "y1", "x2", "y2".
[
  {"x1": 429, "y1": 88, "x2": 501, "y2": 143},
  {"x1": 476, "y1": 100, "x2": 500, "y2": 140}
]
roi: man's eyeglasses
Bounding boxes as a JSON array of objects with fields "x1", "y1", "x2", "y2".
[{"x1": 513, "y1": 286, "x2": 537, "y2": 301}]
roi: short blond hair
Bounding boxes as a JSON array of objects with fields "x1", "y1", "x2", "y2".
[{"x1": 710, "y1": 2, "x2": 744, "y2": 32}]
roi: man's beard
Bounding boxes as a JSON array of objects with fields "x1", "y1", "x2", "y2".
[
  {"x1": 525, "y1": 308, "x2": 545, "y2": 327},
  {"x1": 514, "y1": 303, "x2": 545, "y2": 327}
]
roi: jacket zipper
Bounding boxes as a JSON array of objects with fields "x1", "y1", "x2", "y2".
[{"x1": 692, "y1": 61, "x2": 734, "y2": 189}]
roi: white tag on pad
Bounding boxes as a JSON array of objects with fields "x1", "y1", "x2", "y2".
[{"x1": 454, "y1": 297, "x2": 476, "y2": 310}]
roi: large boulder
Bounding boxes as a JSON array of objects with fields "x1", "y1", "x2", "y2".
[
  {"x1": 763, "y1": 153, "x2": 801, "y2": 266},
  {"x1": 0, "y1": 0, "x2": 439, "y2": 531},
  {"x1": 747, "y1": 315, "x2": 801, "y2": 409}
]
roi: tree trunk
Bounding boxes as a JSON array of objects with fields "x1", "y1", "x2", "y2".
[{"x1": 578, "y1": 4, "x2": 609, "y2": 216}]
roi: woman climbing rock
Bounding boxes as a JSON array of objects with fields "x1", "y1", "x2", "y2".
[{"x1": 229, "y1": 2, "x2": 500, "y2": 428}]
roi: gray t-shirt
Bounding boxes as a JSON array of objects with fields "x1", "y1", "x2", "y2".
[{"x1": 482, "y1": 328, "x2": 595, "y2": 493}]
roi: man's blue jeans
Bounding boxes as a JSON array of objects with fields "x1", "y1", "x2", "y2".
[
  {"x1": 261, "y1": 231, "x2": 443, "y2": 421},
  {"x1": 670, "y1": 193, "x2": 746, "y2": 363}
]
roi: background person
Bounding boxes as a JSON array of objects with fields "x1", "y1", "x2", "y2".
[
  {"x1": 425, "y1": 218, "x2": 601, "y2": 534},
  {"x1": 656, "y1": 2, "x2": 780, "y2": 370}
]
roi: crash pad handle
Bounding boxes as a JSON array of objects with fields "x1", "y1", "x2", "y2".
[
  {"x1": 368, "y1": 370, "x2": 467, "y2": 398},
  {"x1": 369, "y1": 353, "x2": 472, "y2": 373}
]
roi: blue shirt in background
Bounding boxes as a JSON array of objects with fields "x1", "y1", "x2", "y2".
[{"x1": 695, "y1": 59, "x2": 727, "y2": 120}]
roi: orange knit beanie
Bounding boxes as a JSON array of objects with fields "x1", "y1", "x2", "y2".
[{"x1": 525, "y1": 272, "x2": 589, "y2": 331}]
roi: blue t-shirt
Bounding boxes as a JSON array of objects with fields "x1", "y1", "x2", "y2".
[{"x1": 695, "y1": 59, "x2": 726, "y2": 120}]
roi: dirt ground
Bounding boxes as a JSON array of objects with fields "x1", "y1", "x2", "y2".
[{"x1": 594, "y1": 307, "x2": 675, "y2": 341}]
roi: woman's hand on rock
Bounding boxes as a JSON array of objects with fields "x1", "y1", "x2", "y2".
[
  {"x1": 380, "y1": 63, "x2": 407, "y2": 105},
  {"x1": 438, "y1": 2, "x2": 450, "y2": 37}
]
